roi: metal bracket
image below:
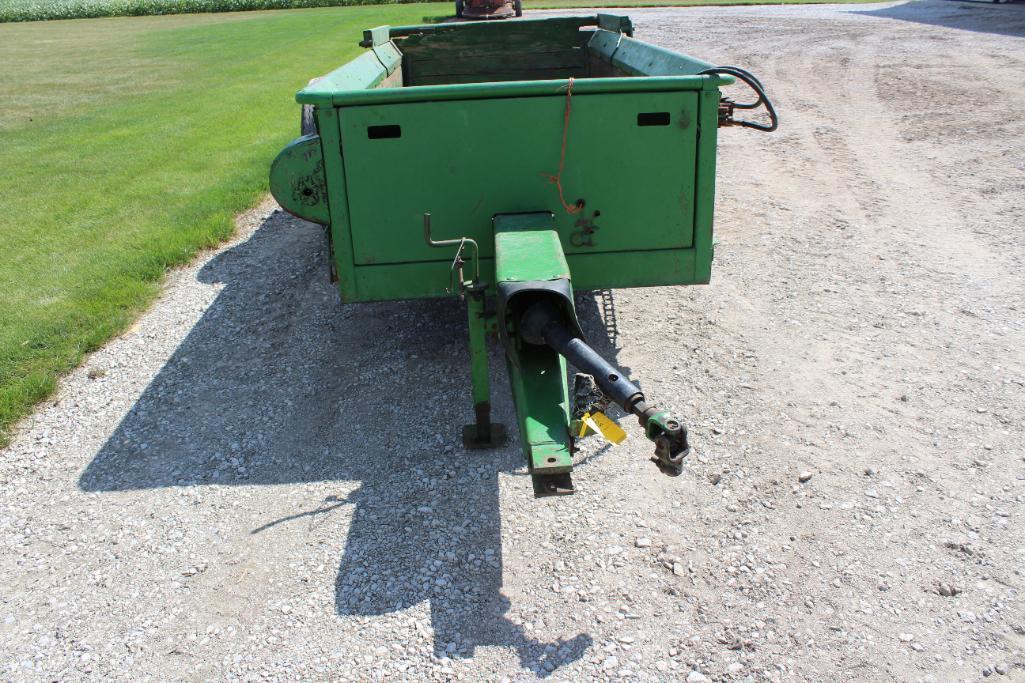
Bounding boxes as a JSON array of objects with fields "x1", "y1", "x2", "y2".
[
  {"x1": 643, "y1": 410, "x2": 690, "y2": 476},
  {"x1": 570, "y1": 211, "x2": 601, "y2": 248},
  {"x1": 423, "y1": 212, "x2": 480, "y2": 296},
  {"x1": 463, "y1": 422, "x2": 508, "y2": 449}
]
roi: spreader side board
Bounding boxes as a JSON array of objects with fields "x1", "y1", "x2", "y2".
[
  {"x1": 293, "y1": 15, "x2": 729, "y2": 302},
  {"x1": 337, "y1": 90, "x2": 700, "y2": 268}
]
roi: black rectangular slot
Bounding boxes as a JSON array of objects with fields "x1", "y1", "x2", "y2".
[
  {"x1": 367, "y1": 124, "x2": 401, "y2": 139},
  {"x1": 637, "y1": 112, "x2": 670, "y2": 127}
]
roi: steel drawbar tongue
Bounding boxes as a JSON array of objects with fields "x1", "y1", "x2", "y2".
[{"x1": 518, "y1": 300, "x2": 690, "y2": 475}]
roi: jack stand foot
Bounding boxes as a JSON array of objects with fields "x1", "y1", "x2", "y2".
[
  {"x1": 532, "y1": 472, "x2": 575, "y2": 497},
  {"x1": 462, "y1": 422, "x2": 508, "y2": 449}
]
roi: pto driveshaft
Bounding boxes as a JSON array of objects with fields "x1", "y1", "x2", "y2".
[{"x1": 517, "y1": 300, "x2": 691, "y2": 475}]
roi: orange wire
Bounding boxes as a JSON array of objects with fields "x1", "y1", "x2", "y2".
[{"x1": 544, "y1": 77, "x2": 581, "y2": 215}]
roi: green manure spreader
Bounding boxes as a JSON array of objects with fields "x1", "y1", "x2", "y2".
[{"x1": 270, "y1": 14, "x2": 776, "y2": 496}]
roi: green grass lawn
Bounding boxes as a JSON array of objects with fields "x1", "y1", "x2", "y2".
[{"x1": 0, "y1": 5, "x2": 447, "y2": 445}]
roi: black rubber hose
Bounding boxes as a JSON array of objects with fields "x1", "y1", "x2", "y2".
[{"x1": 699, "y1": 65, "x2": 778, "y2": 132}]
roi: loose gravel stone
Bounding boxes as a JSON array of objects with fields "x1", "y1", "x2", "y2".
[{"x1": 3, "y1": 5, "x2": 1025, "y2": 681}]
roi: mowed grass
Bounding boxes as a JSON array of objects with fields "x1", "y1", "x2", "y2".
[
  {"x1": 1, "y1": 0, "x2": 882, "y2": 22},
  {"x1": 533, "y1": 0, "x2": 875, "y2": 6},
  {"x1": 0, "y1": 5, "x2": 444, "y2": 445},
  {"x1": 0, "y1": 0, "x2": 422, "y2": 23}
]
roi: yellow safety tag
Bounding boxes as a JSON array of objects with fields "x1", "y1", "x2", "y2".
[{"x1": 581, "y1": 411, "x2": 627, "y2": 445}]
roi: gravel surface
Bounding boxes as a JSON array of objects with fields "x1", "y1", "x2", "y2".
[{"x1": 3, "y1": 1, "x2": 1025, "y2": 680}]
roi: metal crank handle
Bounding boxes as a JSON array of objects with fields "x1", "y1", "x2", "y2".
[
  {"x1": 519, "y1": 301, "x2": 691, "y2": 475},
  {"x1": 423, "y1": 212, "x2": 480, "y2": 293}
]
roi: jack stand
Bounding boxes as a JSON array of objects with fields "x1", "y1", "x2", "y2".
[
  {"x1": 423, "y1": 212, "x2": 507, "y2": 450},
  {"x1": 463, "y1": 285, "x2": 507, "y2": 449}
]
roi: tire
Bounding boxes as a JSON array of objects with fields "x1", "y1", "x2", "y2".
[
  {"x1": 300, "y1": 77, "x2": 324, "y2": 137},
  {"x1": 514, "y1": 0, "x2": 522, "y2": 16},
  {"x1": 455, "y1": 0, "x2": 464, "y2": 17}
]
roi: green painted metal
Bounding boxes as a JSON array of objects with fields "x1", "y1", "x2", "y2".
[
  {"x1": 387, "y1": 15, "x2": 596, "y2": 38},
  {"x1": 493, "y1": 214, "x2": 570, "y2": 283},
  {"x1": 305, "y1": 49, "x2": 395, "y2": 97},
  {"x1": 338, "y1": 90, "x2": 698, "y2": 268},
  {"x1": 396, "y1": 17, "x2": 590, "y2": 84},
  {"x1": 506, "y1": 344, "x2": 572, "y2": 475},
  {"x1": 587, "y1": 30, "x2": 623, "y2": 67},
  {"x1": 268, "y1": 135, "x2": 329, "y2": 225},
  {"x1": 694, "y1": 87, "x2": 721, "y2": 283},
  {"x1": 298, "y1": 73, "x2": 727, "y2": 106},
  {"x1": 345, "y1": 248, "x2": 696, "y2": 303},
  {"x1": 371, "y1": 42, "x2": 403, "y2": 77},
  {"x1": 268, "y1": 15, "x2": 739, "y2": 491},
  {"x1": 277, "y1": 19, "x2": 728, "y2": 305},
  {"x1": 610, "y1": 35, "x2": 717, "y2": 76},
  {"x1": 360, "y1": 25, "x2": 390, "y2": 48},
  {"x1": 466, "y1": 288, "x2": 490, "y2": 417},
  {"x1": 596, "y1": 13, "x2": 633, "y2": 36},
  {"x1": 462, "y1": 286, "x2": 508, "y2": 448},
  {"x1": 314, "y1": 106, "x2": 358, "y2": 301},
  {"x1": 495, "y1": 213, "x2": 573, "y2": 477}
]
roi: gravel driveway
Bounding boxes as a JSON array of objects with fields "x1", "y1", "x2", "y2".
[{"x1": 3, "y1": 1, "x2": 1025, "y2": 680}]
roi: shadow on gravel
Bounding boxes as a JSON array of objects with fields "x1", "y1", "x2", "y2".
[
  {"x1": 79, "y1": 210, "x2": 608, "y2": 675},
  {"x1": 856, "y1": 0, "x2": 1025, "y2": 38}
]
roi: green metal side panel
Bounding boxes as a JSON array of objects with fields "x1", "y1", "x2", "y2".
[
  {"x1": 586, "y1": 31, "x2": 715, "y2": 76},
  {"x1": 694, "y1": 87, "x2": 721, "y2": 284},
  {"x1": 596, "y1": 13, "x2": 633, "y2": 36},
  {"x1": 338, "y1": 91, "x2": 698, "y2": 267},
  {"x1": 347, "y1": 248, "x2": 696, "y2": 302},
  {"x1": 300, "y1": 74, "x2": 721, "y2": 107},
  {"x1": 388, "y1": 15, "x2": 597, "y2": 38},
  {"x1": 587, "y1": 30, "x2": 623, "y2": 66},
  {"x1": 285, "y1": 15, "x2": 728, "y2": 303},
  {"x1": 361, "y1": 25, "x2": 391, "y2": 48},
  {"x1": 610, "y1": 35, "x2": 716, "y2": 76},
  {"x1": 371, "y1": 42, "x2": 402, "y2": 76},
  {"x1": 300, "y1": 50, "x2": 392, "y2": 97},
  {"x1": 315, "y1": 106, "x2": 357, "y2": 301}
]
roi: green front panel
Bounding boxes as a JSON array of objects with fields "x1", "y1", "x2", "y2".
[
  {"x1": 338, "y1": 90, "x2": 698, "y2": 267},
  {"x1": 348, "y1": 249, "x2": 698, "y2": 302}
]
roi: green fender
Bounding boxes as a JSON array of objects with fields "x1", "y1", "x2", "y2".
[{"x1": 269, "y1": 134, "x2": 330, "y2": 225}]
